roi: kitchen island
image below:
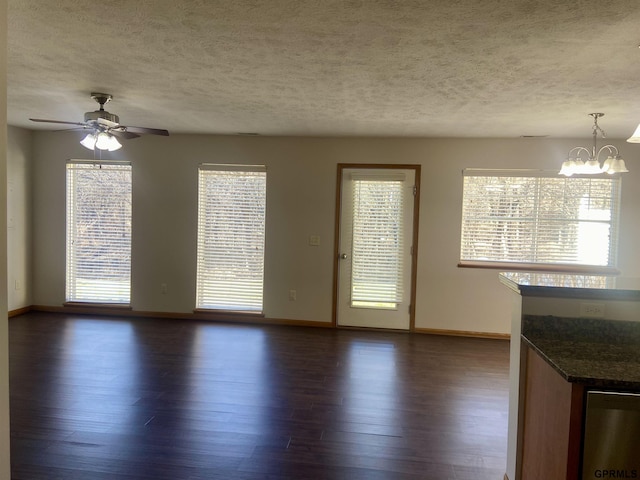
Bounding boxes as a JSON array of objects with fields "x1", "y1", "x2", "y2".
[
  {"x1": 499, "y1": 273, "x2": 640, "y2": 480},
  {"x1": 522, "y1": 315, "x2": 640, "y2": 390}
]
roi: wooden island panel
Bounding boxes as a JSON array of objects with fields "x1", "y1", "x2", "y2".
[{"x1": 521, "y1": 346, "x2": 584, "y2": 480}]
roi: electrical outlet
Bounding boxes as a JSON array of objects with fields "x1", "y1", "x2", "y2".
[
  {"x1": 580, "y1": 302, "x2": 605, "y2": 318},
  {"x1": 161, "y1": 283, "x2": 168, "y2": 295},
  {"x1": 289, "y1": 289, "x2": 297, "y2": 301}
]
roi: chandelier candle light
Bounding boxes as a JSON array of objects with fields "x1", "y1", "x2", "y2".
[{"x1": 559, "y1": 113, "x2": 628, "y2": 176}]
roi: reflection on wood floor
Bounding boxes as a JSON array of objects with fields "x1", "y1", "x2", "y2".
[{"x1": 9, "y1": 312, "x2": 509, "y2": 479}]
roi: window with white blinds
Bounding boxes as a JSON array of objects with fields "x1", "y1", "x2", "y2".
[
  {"x1": 196, "y1": 164, "x2": 266, "y2": 312},
  {"x1": 350, "y1": 175, "x2": 405, "y2": 308},
  {"x1": 66, "y1": 161, "x2": 132, "y2": 303},
  {"x1": 460, "y1": 170, "x2": 621, "y2": 270}
]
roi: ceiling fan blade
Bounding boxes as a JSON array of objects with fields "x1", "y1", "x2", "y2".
[
  {"x1": 54, "y1": 127, "x2": 90, "y2": 133},
  {"x1": 97, "y1": 117, "x2": 120, "y2": 128},
  {"x1": 121, "y1": 125, "x2": 170, "y2": 136},
  {"x1": 109, "y1": 129, "x2": 140, "y2": 140},
  {"x1": 30, "y1": 118, "x2": 87, "y2": 127}
]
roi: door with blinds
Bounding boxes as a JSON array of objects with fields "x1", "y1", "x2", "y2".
[{"x1": 336, "y1": 166, "x2": 419, "y2": 330}]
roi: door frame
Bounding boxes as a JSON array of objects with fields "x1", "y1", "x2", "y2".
[{"x1": 332, "y1": 163, "x2": 421, "y2": 330}]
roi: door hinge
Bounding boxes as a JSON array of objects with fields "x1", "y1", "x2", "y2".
[
  {"x1": 412, "y1": 185, "x2": 417, "y2": 196},
  {"x1": 408, "y1": 304, "x2": 412, "y2": 314}
]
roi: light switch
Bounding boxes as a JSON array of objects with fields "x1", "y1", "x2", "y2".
[{"x1": 309, "y1": 235, "x2": 320, "y2": 246}]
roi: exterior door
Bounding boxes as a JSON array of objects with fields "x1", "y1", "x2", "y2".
[{"x1": 335, "y1": 166, "x2": 419, "y2": 330}]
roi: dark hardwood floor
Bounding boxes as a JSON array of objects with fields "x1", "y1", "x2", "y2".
[{"x1": 9, "y1": 312, "x2": 510, "y2": 479}]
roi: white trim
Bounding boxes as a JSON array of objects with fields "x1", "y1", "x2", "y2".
[
  {"x1": 199, "y1": 163, "x2": 266, "y2": 172},
  {"x1": 67, "y1": 159, "x2": 130, "y2": 167},
  {"x1": 458, "y1": 260, "x2": 620, "y2": 275},
  {"x1": 462, "y1": 168, "x2": 616, "y2": 179},
  {"x1": 350, "y1": 172, "x2": 406, "y2": 181}
]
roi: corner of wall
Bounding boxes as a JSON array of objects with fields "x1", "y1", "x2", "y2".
[{"x1": 7, "y1": 125, "x2": 34, "y2": 311}]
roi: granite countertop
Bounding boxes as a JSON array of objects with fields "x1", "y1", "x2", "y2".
[
  {"x1": 522, "y1": 315, "x2": 640, "y2": 390},
  {"x1": 499, "y1": 272, "x2": 640, "y2": 301}
]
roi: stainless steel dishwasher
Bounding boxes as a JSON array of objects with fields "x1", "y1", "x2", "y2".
[{"x1": 582, "y1": 391, "x2": 640, "y2": 480}]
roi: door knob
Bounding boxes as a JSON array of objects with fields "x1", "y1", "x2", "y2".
[{"x1": 340, "y1": 253, "x2": 348, "y2": 260}]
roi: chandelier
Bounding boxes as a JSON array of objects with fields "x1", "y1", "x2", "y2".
[{"x1": 559, "y1": 113, "x2": 628, "y2": 176}]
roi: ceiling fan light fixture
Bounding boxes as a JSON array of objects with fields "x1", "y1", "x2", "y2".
[
  {"x1": 96, "y1": 132, "x2": 122, "y2": 151},
  {"x1": 80, "y1": 130, "x2": 121, "y2": 151},
  {"x1": 33, "y1": 92, "x2": 169, "y2": 152},
  {"x1": 106, "y1": 135, "x2": 122, "y2": 151},
  {"x1": 94, "y1": 132, "x2": 112, "y2": 150},
  {"x1": 80, "y1": 133, "x2": 96, "y2": 150}
]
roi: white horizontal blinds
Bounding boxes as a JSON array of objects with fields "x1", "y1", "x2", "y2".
[
  {"x1": 196, "y1": 164, "x2": 266, "y2": 312},
  {"x1": 66, "y1": 161, "x2": 132, "y2": 303},
  {"x1": 350, "y1": 174, "x2": 405, "y2": 307},
  {"x1": 460, "y1": 170, "x2": 620, "y2": 267}
]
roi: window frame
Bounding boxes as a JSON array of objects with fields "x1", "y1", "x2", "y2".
[
  {"x1": 195, "y1": 164, "x2": 267, "y2": 314},
  {"x1": 349, "y1": 172, "x2": 407, "y2": 310},
  {"x1": 458, "y1": 169, "x2": 621, "y2": 274},
  {"x1": 65, "y1": 160, "x2": 132, "y2": 305}
]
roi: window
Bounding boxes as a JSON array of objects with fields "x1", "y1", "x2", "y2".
[
  {"x1": 196, "y1": 164, "x2": 266, "y2": 312},
  {"x1": 66, "y1": 161, "x2": 132, "y2": 303},
  {"x1": 350, "y1": 174, "x2": 405, "y2": 309},
  {"x1": 460, "y1": 169, "x2": 621, "y2": 272}
]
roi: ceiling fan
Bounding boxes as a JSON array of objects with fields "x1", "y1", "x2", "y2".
[{"x1": 30, "y1": 92, "x2": 169, "y2": 151}]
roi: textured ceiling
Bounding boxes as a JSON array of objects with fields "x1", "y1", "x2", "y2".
[{"x1": 7, "y1": 0, "x2": 640, "y2": 138}]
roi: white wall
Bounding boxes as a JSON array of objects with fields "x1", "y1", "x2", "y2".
[
  {"x1": 1, "y1": 0, "x2": 12, "y2": 477},
  {"x1": 7, "y1": 126, "x2": 31, "y2": 311},
  {"x1": 25, "y1": 132, "x2": 640, "y2": 335}
]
